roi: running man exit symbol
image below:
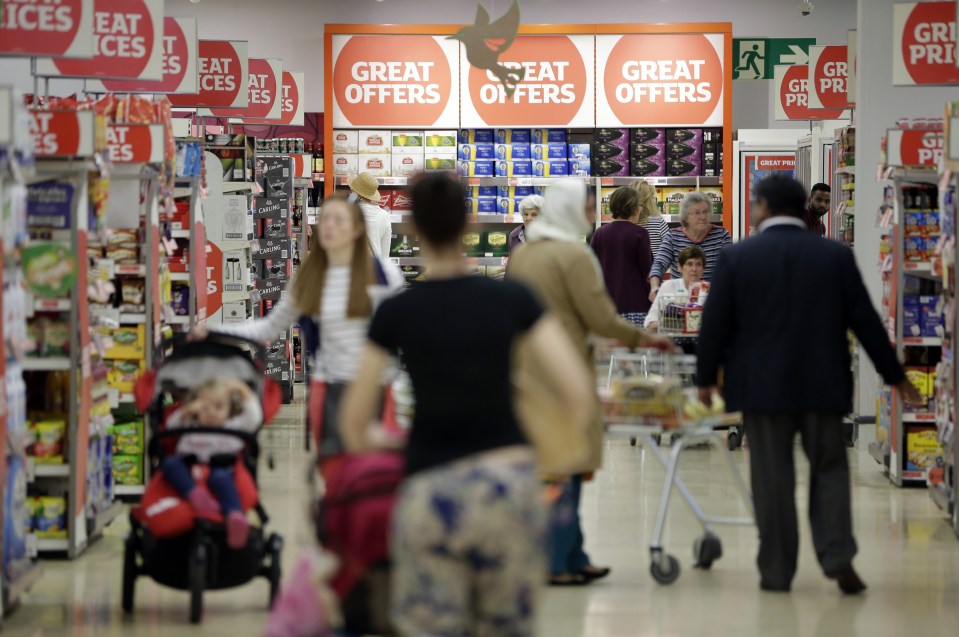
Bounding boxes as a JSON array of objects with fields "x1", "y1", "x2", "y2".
[{"x1": 735, "y1": 40, "x2": 766, "y2": 79}]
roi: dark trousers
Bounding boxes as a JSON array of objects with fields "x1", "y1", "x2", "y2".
[
  {"x1": 161, "y1": 456, "x2": 243, "y2": 515},
  {"x1": 549, "y1": 475, "x2": 591, "y2": 575},
  {"x1": 744, "y1": 412, "x2": 858, "y2": 588}
]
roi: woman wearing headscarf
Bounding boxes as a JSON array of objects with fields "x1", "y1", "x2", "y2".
[
  {"x1": 507, "y1": 179, "x2": 674, "y2": 586},
  {"x1": 508, "y1": 194, "x2": 544, "y2": 255}
]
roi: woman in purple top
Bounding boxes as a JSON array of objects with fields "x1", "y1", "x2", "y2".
[
  {"x1": 589, "y1": 186, "x2": 653, "y2": 325},
  {"x1": 508, "y1": 194, "x2": 544, "y2": 255}
]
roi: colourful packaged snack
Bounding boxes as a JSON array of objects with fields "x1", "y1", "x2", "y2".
[
  {"x1": 112, "y1": 455, "x2": 144, "y2": 486},
  {"x1": 30, "y1": 420, "x2": 66, "y2": 464},
  {"x1": 112, "y1": 421, "x2": 144, "y2": 455},
  {"x1": 35, "y1": 497, "x2": 67, "y2": 538}
]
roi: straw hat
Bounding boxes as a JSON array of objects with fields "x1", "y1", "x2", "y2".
[{"x1": 348, "y1": 172, "x2": 381, "y2": 202}]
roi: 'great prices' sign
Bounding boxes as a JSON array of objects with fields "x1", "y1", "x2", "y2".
[
  {"x1": 87, "y1": 17, "x2": 198, "y2": 94},
  {"x1": 332, "y1": 34, "x2": 459, "y2": 128},
  {"x1": 36, "y1": 0, "x2": 163, "y2": 80},
  {"x1": 237, "y1": 71, "x2": 305, "y2": 126},
  {"x1": 204, "y1": 58, "x2": 283, "y2": 120},
  {"x1": 893, "y1": 1, "x2": 959, "y2": 85},
  {"x1": 106, "y1": 123, "x2": 163, "y2": 163},
  {"x1": 460, "y1": 35, "x2": 593, "y2": 127},
  {"x1": 774, "y1": 64, "x2": 846, "y2": 121},
  {"x1": 29, "y1": 110, "x2": 96, "y2": 157},
  {"x1": 886, "y1": 128, "x2": 944, "y2": 166},
  {"x1": 808, "y1": 45, "x2": 849, "y2": 109},
  {"x1": 0, "y1": 0, "x2": 94, "y2": 57},
  {"x1": 168, "y1": 40, "x2": 249, "y2": 108},
  {"x1": 597, "y1": 33, "x2": 725, "y2": 127}
]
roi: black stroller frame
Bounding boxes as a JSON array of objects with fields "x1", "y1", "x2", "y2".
[{"x1": 121, "y1": 335, "x2": 284, "y2": 624}]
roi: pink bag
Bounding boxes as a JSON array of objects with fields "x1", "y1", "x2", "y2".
[{"x1": 264, "y1": 548, "x2": 339, "y2": 637}]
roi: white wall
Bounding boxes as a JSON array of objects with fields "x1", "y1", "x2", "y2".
[
  {"x1": 854, "y1": 0, "x2": 955, "y2": 416},
  {"x1": 1, "y1": 0, "x2": 858, "y2": 127}
]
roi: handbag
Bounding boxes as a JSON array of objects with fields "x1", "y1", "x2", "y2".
[{"x1": 511, "y1": 337, "x2": 591, "y2": 477}]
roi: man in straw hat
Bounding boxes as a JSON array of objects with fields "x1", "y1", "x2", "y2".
[{"x1": 348, "y1": 172, "x2": 392, "y2": 258}]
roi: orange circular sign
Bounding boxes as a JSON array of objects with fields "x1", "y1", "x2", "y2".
[
  {"x1": 334, "y1": 35, "x2": 452, "y2": 127},
  {"x1": 604, "y1": 34, "x2": 723, "y2": 125},
  {"x1": 901, "y1": 1, "x2": 959, "y2": 85},
  {"x1": 468, "y1": 36, "x2": 587, "y2": 126}
]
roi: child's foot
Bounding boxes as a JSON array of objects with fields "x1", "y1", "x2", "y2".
[
  {"x1": 188, "y1": 488, "x2": 219, "y2": 516},
  {"x1": 226, "y1": 511, "x2": 250, "y2": 549}
]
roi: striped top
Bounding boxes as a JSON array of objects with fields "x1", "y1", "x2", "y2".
[
  {"x1": 217, "y1": 260, "x2": 404, "y2": 382},
  {"x1": 642, "y1": 216, "x2": 669, "y2": 264},
  {"x1": 649, "y1": 225, "x2": 732, "y2": 282}
]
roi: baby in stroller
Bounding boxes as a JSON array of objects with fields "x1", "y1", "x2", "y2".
[{"x1": 161, "y1": 377, "x2": 262, "y2": 548}]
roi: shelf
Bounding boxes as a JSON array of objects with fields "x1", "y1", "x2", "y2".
[
  {"x1": 834, "y1": 166, "x2": 857, "y2": 175},
  {"x1": 903, "y1": 413, "x2": 937, "y2": 423},
  {"x1": 21, "y1": 357, "x2": 71, "y2": 371},
  {"x1": 222, "y1": 291, "x2": 253, "y2": 303},
  {"x1": 35, "y1": 536, "x2": 69, "y2": 553},
  {"x1": 391, "y1": 213, "x2": 523, "y2": 224},
  {"x1": 34, "y1": 463, "x2": 69, "y2": 478},
  {"x1": 119, "y1": 313, "x2": 146, "y2": 325},
  {"x1": 90, "y1": 501, "x2": 125, "y2": 536},
  {"x1": 114, "y1": 264, "x2": 146, "y2": 276},
  {"x1": 337, "y1": 176, "x2": 409, "y2": 187},
  {"x1": 33, "y1": 298, "x2": 71, "y2": 312},
  {"x1": 166, "y1": 315, "x2": 190, "y2": 325},
  {"x1": 598, "y1": 176, "x2": 722, "y2": 187},
  {"x1": 902, "y1": 470, "x2": 927, "y2": 483},
  {"x1": 222, "y1": 181, "x2": 259, "y2": 193},
  {"x1": 903, "y1": 262, "x2": 941, "y2": 280},
  {"x1": 170, "y1": 229, "x2": 190, "y2": 239},
  {"x1": 169, "y1": 272, "x2": 190, "y2": 282},
  {"x1": 173, "y1": 187, "x2": 194, "y2": 198},
  {"x1": 114, "y1": 484, "x2": 145, "y2": 497},
  {"x1": 902, "y1": 337, "x2": 942, "y2": 346},
  {"x1": 391, "y1": 256, "x2": 508, "y2": 267}
]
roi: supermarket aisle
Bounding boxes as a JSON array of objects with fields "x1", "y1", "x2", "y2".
[{"x1": 3, "y1": 402, "x2": 958, "y2": 636}]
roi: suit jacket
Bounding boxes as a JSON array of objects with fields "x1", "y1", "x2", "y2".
[{"x1": 697, "y1": 222, "x2": 905, "y2": 414}]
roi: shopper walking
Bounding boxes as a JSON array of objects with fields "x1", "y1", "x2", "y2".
[
  {"x1": 695, "y1": 174, "x2": 921, "y2": 594},
  {"x1": 630, "y1": 180, "x2": 668, "y2": 262},
  {"x1": 803, "y1": 182, "x2": 831, "y2": 236},
  {"x1": 339, "y1": 173, "x2": 593, "y2": 637},
  {"x1": 590, "y1": 186, "x2": 653, "y2": 324},
  {"x1": 348, "y1": 172, "x2": 392, "y2": 258},
  {"x1": 507, "y1": 178, "x2": 675, "y2": 586},
  {"x1": 648, "y1": 191, "x2": 731, "y2": 301},
  {"x1": 508, "y1": 194, "x2": 543, "y2": 255},
  {"x1": 192, "y1": 196, "x2": 403, "y2": 458}
]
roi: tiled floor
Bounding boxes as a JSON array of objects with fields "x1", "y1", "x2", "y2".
[{"x1": 4, "y1": 400, "x2": 958, "y2": 636}]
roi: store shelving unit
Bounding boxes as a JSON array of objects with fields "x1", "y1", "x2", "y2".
[
  {"x1": 833, "y1": 127, "x2": 857, "y2": 247},
  {"x1": 873, "y1": 167, "x2": 945, "y2": 487}
]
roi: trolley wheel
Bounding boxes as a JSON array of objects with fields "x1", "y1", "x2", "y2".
[
  {"x1": 189, "y1": 542, "x2": 207, "y2": 624},
  {"x1": 727, "y1": 430, "x2": 741, "y2": 451},
  {"x1": 693, "y1": 534, "x2": 723, "y2": 569},
  {"x1": 630, "y1": 437, "x2": 637, "y2": 446},
  {"x1": 650, "y1": 552, "x2": 681, "y2": 585},
  {"x1": 121, "y1": 533, "x2": 137, "y2": 614},
  {"x1": 267, "y1": 533, "x2": 284, "y2": 608}
]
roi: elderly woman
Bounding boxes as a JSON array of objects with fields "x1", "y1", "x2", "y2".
[
  {"x1": 630, "y1": 180, "x2": 668, "y2": 263},
  {"x1": 645, "y1": 246, "x2": 710, "y2": 332},
  {"x1": 648, "y1": 191, "x2": 731, "y2": 302},
  {"x1": 508, "y1": 194, "x2": 544, "y2": 255},
  {"x1": 508, "y1": 179, "x2": 674, "y2": 586}
]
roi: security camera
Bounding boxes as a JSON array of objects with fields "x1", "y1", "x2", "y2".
[{"x1": 799, "y1": 1, "x2": 814, "y2": 16}]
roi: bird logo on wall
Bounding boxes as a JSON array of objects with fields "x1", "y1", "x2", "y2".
[{"x1": 450, "y1": 2, "x2": 524, "y2": 98}]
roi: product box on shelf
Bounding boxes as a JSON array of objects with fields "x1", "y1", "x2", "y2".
[
  {"x1": 259, "y1": 216, "x2": 290, "y2": 239},
  {"x1": 392, "y1": 154, "x2": 424, "y2": 177},
  {"x1": 465, "y1": 198, "x2": 498, "y2": 214},
  {"x1": 112, "y1": 421, "x2": 144, "y2": 455},
  {"x1": 701, "y1": 186, "x2": 724, "y2": 216},
  {"x1": 33, "y1": 497, "x2": 67, "y2": 538},
  {"x1": 392, "y1": 131, "x2": 424, "y2": 153},
  {"x1": 593, "y1": 143, "x2": 628, "y2": 163},
  {"x1": 662, "y1": 187, "x2": 694, "y2": 215},
  {"x1": 568, "y1": 143, "x2": 591, "y2": 160},
  {"x1": 26, "y1": 182, "x2": 74, "y2": 229},
  {"x1": 399, "y1": 265, "x2": 426, "y2": 287},
  {"x1": 258, "y1": 155, "x2": 291, "y2": 180},
  {"x1": 253, "y1": 197, "x2": 290, "y2": 220},
  {"x1": 467, "y1": 185, "x2": 500, "y2": 199},
  {"x1": 906, "y1": 427, "x2": 942, "y2": 471},
  {"x1": 667, "y1": 157, "x2": 703, "y2": 177},
  {"x1": 631, "y1": 142, "x2": 666, "y2": 162},
  {"x1": 113, "y1": 455, "x2": 143, "y2": 486},
  {"x1": 389, "y1": 234, "x2": 419, "y2": 257},
  {"x1": 222, "y1": 195, "x2": 252, "y2": 241},
  {"x1": 458, "y1": 161, "x2": 495, "y2": 177},
  {"x1": 264, "y1": 340, "x2": 290, "y2": 364},
  {"x1": 703, "y1": 142, "x2": 721, "y2": 177},
  {"x1": 495, "y1": 144, "x2": 532, "y2": 161},
  {"x1": 533, "y1": 161, "x2": 569, "y2": 177},
  {"x1": 595, "y1": 158, "x2": 629, "y2": 177},
  {"x1": 425, "y1": 131, "x2": 458, "y2": 153},
  {"x1": 497, "y1": 198, "x2": 522, "y2": 214},
  {"x1": 702, "y1": 128, "x2": 723, "y2": 143},
  {"x1": 255, "y1": 278, "x2": 286, "y2": 302},
  {"x1": 104, "y1": 325, "x2": 146, "y2": 359},
  {"x1": 532, "y1": 144, "x2": 568, "y2": 161},
  {"x1": 462, "y1": 231, "x2": 486, "y2": 257},
  {"x1": 569, "y1": 160, "x2": 591, "y2": 176},
  {"x1": 458, "y1": 129, "x2": 495, "y2": 144},
  {"x1": 594, "y1": 128, "x2": 629, "y2": 145},
  {"x1": 390, "y1": 190, "x2": 413, "y2": 212},
  {"x1": 497, "y1": 186, "x2": 533, "y2": 199},
  {"x1": 496, "y1": 129, "x2": 531, "y2": 144},
  {"x1": 265, "y1": 358, "x2": 291, "y2": 382},
  {"x1": 458, "y1": 144, "x2": 496, "y2": 161},
  {"x1": 253, "y1": 237, "x2": 293, "y2": 260},
  {"x1": 903, "y1": 295, "x2": 921, "y2": 337},
  {"x1": 496, "y1": 161, "x2": 532, "y2": 177},
  {"x1": 359, "y1": 130, "x2": 392, "y2": 154},
  {"x1": 222, "y1": 301, "x2": 249, "y2": 324},
  {"x1": 920, "y1": 295, "x2": 943, "y2": 337},
  {"x1": 532, "y1": 129, "x2": 567, "y2": 144},
  {"x1": 358, "y1": 154, "x2": 391, "y2": 177},
  {"x1": 262, "y1": 175, "x2": 294, "y2": 198},
  {"x1": 29, "y1": 420, "x2": 66, "y2": 464},
  {"x1": 333, "y1": 154, "x2": 359, "y2": 176},
  {"x1": 631, "y1": 128, "x2": 667, "y2": 146},
  {"x1": 486, "y1": 231, "x2": 509, "y2": 256},
  {"x1": 905, "y1": 235, "x2": 923, "y2": 261},
  {"x1": 105, "y1": 360, "x2": 144, "y2": 393},
  {"x1": 666, "y1": 128, "x2": 704, "y2": 145},
  {"x1": 904, "y1": 366, "x2": 932, "y2": 411},
  {"x1": 255, "y1": 258, "x2": 291, "y2": 282},
  {"x1": 424, "y1": 154, "x2": 458, "y2": 172}
]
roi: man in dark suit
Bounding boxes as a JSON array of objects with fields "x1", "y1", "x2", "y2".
[{"x1": 696, "y1": 174, "x2": 920, "y2": 594}]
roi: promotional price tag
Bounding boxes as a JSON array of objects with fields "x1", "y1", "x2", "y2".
[
  {"x1": 29, "y1": 110, "x2": 96, "y2": 157},
  {"x1": 203, "y1": 58, "x2": 283, "y2": 120},
  {"x1": 808, "y1": 45, "x2": 849, "y2": 109},
  {"x1": 893, "y1": 1, "x2": 959, "y2": 85},
  {"x1": 168, "y1": 40, "x2": 249, "y2": 108},
  {"x1": 106, "y1": 124, "x2": 164, "y2": 163},
  {"x1": 774, "y1": 65, "x2": 846, "y2": 121},
  {"x1": 885, "y1": 129, "x2": 944, "y2": 167},
  {"x1": 236, "y1": 71, "x2": 304, "y2": 126},
  {"x1": 0, "y1": 0, "x2": 94, "y2": 58}
]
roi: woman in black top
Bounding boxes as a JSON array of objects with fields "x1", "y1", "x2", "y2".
[{"x1": 340, "y1": 173, "x2": 591, "y2": 637}]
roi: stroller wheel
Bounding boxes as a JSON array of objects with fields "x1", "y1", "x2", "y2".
[
  {"x1": 189, "y1": 542, "x2": 207, "y2": 624},
  {"x1": 267, "y1": 533, "x2": 283, "y2": 608},
  {"x1": 727, "y1": 429, "x2": 741, "y2": 451},
  {"x1": 121, "y1": 533, "x2": 137, "y2": 614}
]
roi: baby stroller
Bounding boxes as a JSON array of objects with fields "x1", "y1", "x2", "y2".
[{"x1": 122, "y1": 334, "x2": 284, "y2": 624}]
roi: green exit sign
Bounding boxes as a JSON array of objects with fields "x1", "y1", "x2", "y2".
[{"x1": 734, "y1": 37, "x2": 817, "y2": 79}]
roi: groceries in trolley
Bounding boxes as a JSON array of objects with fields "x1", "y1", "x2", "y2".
[{"x1": 659, "y1": 283, "x2": 709, "y2": 335}]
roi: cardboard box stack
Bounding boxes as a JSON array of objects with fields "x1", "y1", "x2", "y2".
[{"x1": 457, "y1": 129, "x2": 589, "y2": 179}]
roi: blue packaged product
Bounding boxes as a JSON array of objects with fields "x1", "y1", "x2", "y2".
[
  {"x1": 533, "y1": 161, "x2": 570, "y2": 177},
  {"x1": 3, "y1": 456, "x2": 28, "y2": 579},
  {"x1": 531, "y1": 144, "x2": 568, "y2": 160},
  {"x1": 495, "y1": 144, "x2": 532, "y2": 160},
  {"x1": 532, "y1": 129, "x2": 568, "y2": 143},
  {"x1": 465, "y1": 198, "x2": 498, "y2": 214},
  {"x1": 498, "y1": 197, "x2": 522, "y2": 214},
  {"x1": 465, "y1": 185, "x2": 498, "y2": 198},
  {"x1": 569, "y1": 159, "x2": 592, "y2": 176},
  {"x1": 458, "y1": 144, "x2": 496, "y2": 160},
  {"x1": 458, "y1": 161, "x2": 495, "y2": 177},
  {"x1": 496, "y1": 129, "x2": 532, "y2": 143},
  {"x1": 920, "y1": 295, "x2": 942, "y2": 337},
  {"x1": 903, "y1": 296, "x2": 921, "y2": 338},
  {"x1": 568, "y1": 143, "x2": 592, "y2": 159},
  {"x1": 497, "y1": 186, "x2": 535, "y2": 198},
  {"x1": 495, "y1": 161, "x2": 533, "y2": 177},
  {"x1": 458, "y1": 129, "x2": 495, "y2": 144}
]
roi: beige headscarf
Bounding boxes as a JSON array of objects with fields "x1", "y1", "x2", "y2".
[{"x1": 525, "y1": 179, "x2": 592, "y2": 244}]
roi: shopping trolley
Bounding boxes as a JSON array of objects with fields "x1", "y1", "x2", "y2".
[{"x1": 599, "y1": 350, "x2": 754, "y2": 585}]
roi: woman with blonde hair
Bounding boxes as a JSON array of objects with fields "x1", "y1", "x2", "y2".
[{"x1": 630, "y1": 180, "x2": 668, "y2": 262}]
